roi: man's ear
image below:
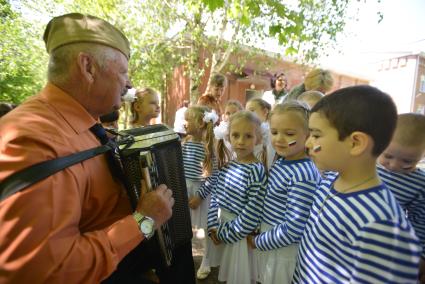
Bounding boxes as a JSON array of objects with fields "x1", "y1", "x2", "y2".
[
  {"x1": 349, "y1": 131, "x2": 371, "y2": 156},
  {"x1": 77, "y1": 52, "x2": 96, "y2": 83}
]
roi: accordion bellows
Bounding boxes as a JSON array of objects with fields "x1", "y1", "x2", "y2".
[{"x1": 118, "y1": 124, "x2": 192, "y2": 266}]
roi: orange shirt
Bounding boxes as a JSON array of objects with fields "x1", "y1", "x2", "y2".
[{"x1": 0, "y1": 83, "x2": 143, "y2": 283}]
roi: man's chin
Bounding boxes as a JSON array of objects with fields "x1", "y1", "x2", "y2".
[{"x1": 113, "y1": 103, "x2": 122, "y2": 110}]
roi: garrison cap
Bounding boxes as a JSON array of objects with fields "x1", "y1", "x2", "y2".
[{"x1": 43, "y1": 13, "x2": 130, "y2": 58}]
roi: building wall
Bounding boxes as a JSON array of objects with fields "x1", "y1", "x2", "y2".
[
  {"x1": 371, "y1": 55, "x2": 417, "y2": 114},
  {"x1": 413, "y1": 56, "x2": 425, "y2": 113},
  {"x1": 164, "y1": 54, "x2": 369, "y2": 127}
]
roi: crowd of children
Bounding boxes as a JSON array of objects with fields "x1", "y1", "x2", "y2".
[
  {"x1": 85, "y1": 73, "x2": 424, "y2": 283},
  {"x1": 178, "y1": 78, "x2": 424, "y2": 283}
]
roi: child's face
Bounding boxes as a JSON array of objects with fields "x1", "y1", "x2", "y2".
[
  {"x1": 184, "y1": 111, "x2": 203, "y2": 136},
  {"x1": 229, "y1": 118, "x2": 258, "y2": 162},
  {"x1": 223, "y1": 105, "x2": 240, "y2": 122},
  {"x1": 378, "y1": 141, "x2": 424, "y2": 173},
  {"x1": 210, "y1": 85, "x2": 224, "y2": 100},
  {"x1": 306, "y1": 112, "x2": 350, "y2": 171},
  {"x1": 135, "y1": 93, "x2": 160, "y2": 119},
  {"x1": 270, "y1": 112, "x2": 308, "y2": 160},
  {"x1": 246, "y1": 101, "x2": 268, "y2": 122}
]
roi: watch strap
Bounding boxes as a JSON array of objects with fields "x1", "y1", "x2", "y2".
[{"x1": 132, "y1": 211, "x2": 155, "y2": 239}]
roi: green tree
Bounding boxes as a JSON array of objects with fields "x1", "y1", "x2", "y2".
[
  {"x1": 17, "y1": 0, "x2": 179, "y2": 95},
  {"x1": 178, "y1": 0, "x2": 359, "y2": 101},
  {"x1": 4, "y1": 0, "x2": 376, "y2": 105},
  {"x1": 0, "y1": 0, "x2": 47, "y2": 104}
]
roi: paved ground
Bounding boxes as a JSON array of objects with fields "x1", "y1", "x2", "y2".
[{"x1": 192, "y1": 229, "x2": 223, "y2": 284}]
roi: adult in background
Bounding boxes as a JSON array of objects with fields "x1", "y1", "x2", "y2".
[
  {"x1": 262, "y1": 71, "x2": 288, "y2": 106},
  {"x1": 198, "y1": 73, "x2": 228, "y2": 118},
  {"x1": 173, "y1": 99, "x2": 190, "y2": 136},
  {"x1": 197, "y1": 93, "x2": 221, "y2": 119},
  {"x1": 0, "y1": 13, "x2": 174, "y2": 283},
  {"x1": 286, "y1": 68, "x2": 334, "y2": 101},
  {"x1": 205, "y1": 73, "x2": 227, "y2": 102}
]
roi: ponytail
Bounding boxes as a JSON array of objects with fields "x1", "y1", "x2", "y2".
[
  {"x1": 216, "y1": 139, "x2": 232, "y2": 169},
  {"x1": 259, "y1": 144, "x2": 268, "y2": 172},
  {"x1": 202, "y1": 121, "x2": 215, "y2": 177}
]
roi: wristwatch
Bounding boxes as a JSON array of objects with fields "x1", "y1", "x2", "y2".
[{"x1": 133, "y1": 211, "x2": 155, "y2": 240}]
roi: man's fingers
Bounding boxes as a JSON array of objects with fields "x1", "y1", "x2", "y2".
[{"x1": 164, "y1": 187, "x2": 173, "y2": 199}]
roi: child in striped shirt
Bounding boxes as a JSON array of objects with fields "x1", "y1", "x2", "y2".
[
  {"x1": 246, "y1": 97, "x2": 275, "y2": 169},
  {"x1": 248, "y1": 101, "x2": 321, "y2": 284},
  {"x1": 377, "y1": 113, "x2": 425, "y2": 283},
  {"x1": 205, "y1": 111, "x2": 268, "y2": 284},
  {"x1": 214, "y1": 100, "x2": 244, "y2": 161},
  {"x1": 182, "y1": 105, "x2": 218, "y2": 280},
  {"x1": 293, "y1": 85, "x2": 421, "y2": 283}
]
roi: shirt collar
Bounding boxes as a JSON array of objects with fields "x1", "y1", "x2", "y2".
[{"x1": 40, "y1": 83, "x2": 98, "y2": 134}]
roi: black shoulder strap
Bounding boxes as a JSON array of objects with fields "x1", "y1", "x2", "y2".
[{"x1": 0, "y1": 144, "x2": 112, "y2": 202}]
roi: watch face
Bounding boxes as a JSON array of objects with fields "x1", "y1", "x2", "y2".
[{"x1": 141, "y1": 219, "x2": 153, "y2": 234}]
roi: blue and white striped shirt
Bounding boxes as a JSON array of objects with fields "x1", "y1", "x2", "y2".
[
  {"x1": 182, "y1": 141, "x2": 205, "y2": 181},
  {"x1": 197, "y1": 173, "x2": 217, "y2": 199},
  {"x1": 293, "y1": 176, "x2": 421, "y2": 283},
  {"x1": 255, "y1": 158, "x2": 321, "y2": 251},
  {"x1": 378, "y1": 164, "x2": 425, "y2": 259},
  {"x1": 207, "y1": 160, "x2": 267, "y2": 244}
]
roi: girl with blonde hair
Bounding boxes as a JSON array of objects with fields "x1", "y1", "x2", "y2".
[
  {"x1": 129, "y1": 88, "x2": 160, "y2": 127},
  {"x1": 197, "y1": 111, "x2": 268, "y2": 283},
  {"x1": 183, "y1": 105, "x2": 218, "y2": 280}
]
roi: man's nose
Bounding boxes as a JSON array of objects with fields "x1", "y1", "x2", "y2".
[{"x1": 126, "y1": 78, "x2": 132, "y2": 90}]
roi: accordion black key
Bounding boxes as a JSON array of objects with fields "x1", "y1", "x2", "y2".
[{"x1": 118, "y1": 124, "x2": 192, "y2": 266}]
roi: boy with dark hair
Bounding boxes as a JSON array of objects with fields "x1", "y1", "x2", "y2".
[
  {"x1": 293, "y1": 85, "x2": 421, "y2": 283},
  {"x1": 377, "y1": 112, "x2": 425, "y2": 283}
]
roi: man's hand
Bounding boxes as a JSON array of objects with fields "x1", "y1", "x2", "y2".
[
  {"x1": 137, "y1": 184, "x2": 174, "y2": 229},
  {"x1": 208, "y1": 228, "x2": 221, "y2": 245},
  {"x1": 188, "y1": 196, "x2": 202, "y2": 209}
]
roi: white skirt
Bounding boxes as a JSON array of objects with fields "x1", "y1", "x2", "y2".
[
  {"x1": 186, "y1": 179, "x2": 210, "y2": 229},
  {"x1": 207, "y1": 209, "x2": 258, "y2": 284},
  {"x1": 256, "y1": 223, "x2": 299, "y2": 284}
]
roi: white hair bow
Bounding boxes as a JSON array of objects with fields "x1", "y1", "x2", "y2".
[
  {"x1": 122, "y1": 88, "x2": 137, "y2": 102},
  {"x1": 214, "y1": 121, "x2": 229, "y2": 140},
  {"x1": 203, "y1": 110, "x2": 219, "y2": 124}
]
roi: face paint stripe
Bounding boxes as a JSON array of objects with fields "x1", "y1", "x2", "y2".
[{"x1": 313, "y1": 145, "x2": 321, "y2": 152}]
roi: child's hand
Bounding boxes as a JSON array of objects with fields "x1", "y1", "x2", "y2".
[
  {"x1": 246, "y1": 234, "x2": 256, "y2": 249},
  {"x1": 188, "y1": 196, "x2": 202, "y2": 209},
  {"x1": 208, "y1": 228, "x2": 222, "y2": 245}
]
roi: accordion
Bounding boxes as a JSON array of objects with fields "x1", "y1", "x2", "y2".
[{"x1": 117, "y1": 124, "x2": 192, "y2": 266}]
